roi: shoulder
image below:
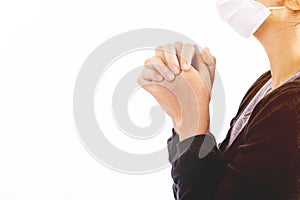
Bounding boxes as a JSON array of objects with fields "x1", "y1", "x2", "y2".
[
  {"x1": 244, "y1": 70, "x2": 271, "y2": 98},
  {"x1": 246, "y1": 77, "x2": 300, "y2": 138},
  {"x1": 237, "y1": 71, "x2": 271, "y2": 113},
  {"x1": 264, "y1": 78, "x2": 300, "y2": 114}
]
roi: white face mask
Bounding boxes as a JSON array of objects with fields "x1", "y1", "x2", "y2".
[{"x1": 216, "y1": 0, "x2": 272, "y2": 38}]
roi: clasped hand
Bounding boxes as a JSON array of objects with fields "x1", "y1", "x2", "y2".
[{"x1": 137, "y1": 42, "x2": 216, "y2": 141}]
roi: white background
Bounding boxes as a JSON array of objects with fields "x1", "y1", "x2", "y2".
[{"x1": 0, "y1": 0, "x2": 270, "y2": 199}]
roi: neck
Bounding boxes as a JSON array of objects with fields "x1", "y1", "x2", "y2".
[{"x1": 254, "y1": 9, "x2": 300, "y2": 90}]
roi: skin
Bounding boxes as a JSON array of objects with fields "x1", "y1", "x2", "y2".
[
  {"x1": 137, "y1": 46, "x2": 215, "y2": 141},
  {"x1": 138, "y1": 0, "x2": 300, "y2": 141},
  {"x1": 254, "y1": 2, "x2": 300, "y2": 92}
]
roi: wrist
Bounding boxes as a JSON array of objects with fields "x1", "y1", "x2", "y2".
[
  {"x1": 172, "y1": 99, "x2": 210, "y2": 141},
  {"x1": 178, "y1": 130, "x2": 209, "y2": 141},
  {"x1": 173, "y1": 113, "x2": 210, "y2": 141},
  {"x1": 178, "y1": 123, "x2": 209, "y2": 141}
]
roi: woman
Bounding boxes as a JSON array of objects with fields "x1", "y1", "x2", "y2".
[{"x1": 138, "y1": 0, "x2": 300, "y2": 199}]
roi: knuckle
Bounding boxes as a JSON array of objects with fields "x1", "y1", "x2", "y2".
[
  {"x1": 151, "y1": 55, "x2": 161, "y2": 63},
  {"x1": 164, "y1": 43, "x2": 173, "y2": 48},
  {"x1": 144, "y1": 58, "x2": 151, "y2": 66},
  {"x1": 155, "y1": 46, "x2": 163, "y2": 53},
  {"x1": 184, "y1": 43, "x2": 193, "y2": 49},
  {"x1": 164, "y1": 44, "x2": 175, "y2": 54},
  {"x1": 173, "y1": 41, "x2": 183, "y2": 46},
  {"x1": 137, "y1": 75, "x2": 143, "y2": 86},
  {"x1": 140, "y1": 69, "x2": 147, "y2": 78},
  {"x1": 183, "y1": 44, "x2": 195, "y2": 61},
  {"x1": 183, "y1": 44, "x2": 194, "y2": 56},
  {"x1": 173, "y1": 42, "x2": 182, "y2": 52}
]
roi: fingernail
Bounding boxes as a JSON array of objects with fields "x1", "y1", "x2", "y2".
[
  {"x1": 155, "y1": 74, "x2": 163, "y2": 81},
  {"x1": 172, "y1": 66, "x2": 180, "y2": 74},
  {"x1": 182, "y1": 63, "x2": 189, "y2": 70},
  {"x1": 166, "y1": 72, "x2": 175, "y2": 81}
]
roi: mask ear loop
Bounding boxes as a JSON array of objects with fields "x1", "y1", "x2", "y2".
[{"x1": 268, "y1": 6, "x2": 285, "y2": 10}]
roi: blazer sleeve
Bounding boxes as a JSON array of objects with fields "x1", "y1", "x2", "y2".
[
  {"x1": 168, "y1": 89, "x2": 300, "y2": 200},
  {"x1": 167, "y1": 130, "x2": 226, "y2": 200}
]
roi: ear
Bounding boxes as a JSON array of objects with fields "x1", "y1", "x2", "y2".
[{"x1": 284, "y1": 0, "x2": 300, "y2": 10}]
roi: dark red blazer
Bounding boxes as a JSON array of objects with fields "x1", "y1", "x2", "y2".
[{"x1": 168, "y1": 71, "x2": 300, "y2": 200}]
